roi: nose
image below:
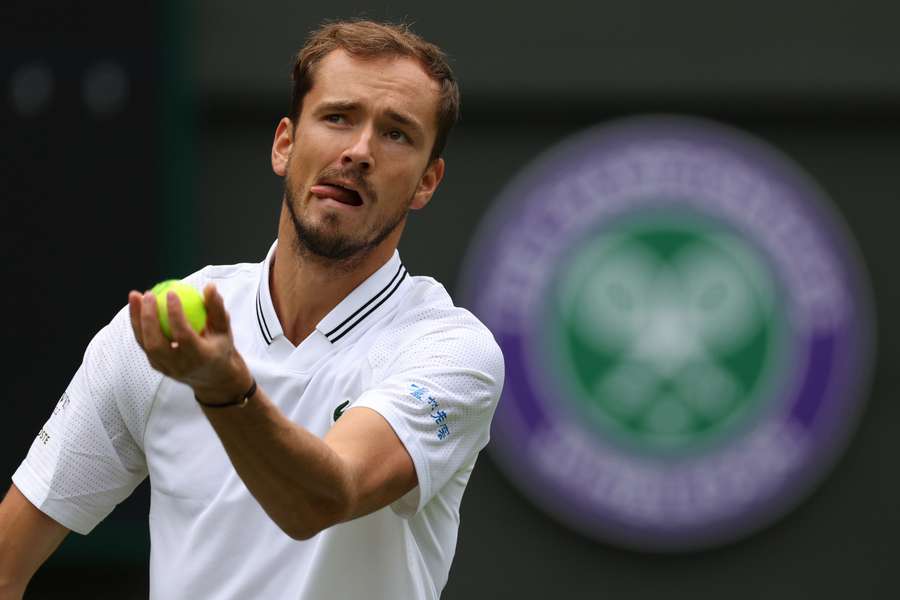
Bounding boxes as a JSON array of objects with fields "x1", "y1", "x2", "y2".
[{"x1": 340, "y1": 126, "x2": 374, "y2": 172}]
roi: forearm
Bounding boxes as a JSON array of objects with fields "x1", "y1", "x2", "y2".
[
  {"x1": 0, "y1": 485, "x2": 69, "y2": 598},
  {"x1": 199, "y1": 387, "x2": 355, "y2": 540}
]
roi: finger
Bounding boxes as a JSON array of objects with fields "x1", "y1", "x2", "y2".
[
  {"x1": 167, "y1": 291, "x2": 201, "y2": 349},
  {"x1": 204, "y1": 283, "x2": 231, "y2": 335},
  {"x1": 140, "y1": 291, "x2": 169, "y2": 354},
  {"x1": 128, "y1": 291, "x2": 145, "y2": 348}
]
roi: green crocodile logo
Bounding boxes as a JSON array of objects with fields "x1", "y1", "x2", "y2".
[{"x1": 333, "y1": 400, "x2": 351, "y2": 422}]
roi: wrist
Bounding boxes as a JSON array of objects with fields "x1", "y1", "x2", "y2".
[
  {"x1": 195, "y1": 378, "x2": 256, "y2": 409},
  {"x1": 193, "y1": 357, "x2": 254, "y2": 407}
]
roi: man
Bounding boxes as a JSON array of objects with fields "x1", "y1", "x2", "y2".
[{"x1": 0, "y1": 20, "x2": 504, "y2": 599}]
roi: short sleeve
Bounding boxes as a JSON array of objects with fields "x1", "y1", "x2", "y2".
[
  {"x1": 12, "y1": 306, "x2": 159, "y2": 534},
  {"x1": 353, "y1": 322, "x2": 505, "y2": 517}
]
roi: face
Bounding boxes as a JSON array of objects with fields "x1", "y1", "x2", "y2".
[{"x1": 271, "y1": 50, "x2": 445, "y2": 264}]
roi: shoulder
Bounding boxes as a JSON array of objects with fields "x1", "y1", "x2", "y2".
[
  {"x1": 176, "y1": 261, "x2": 263, "y2": 317},
  {"x1": 182, "y1": 261, "x2": 260, "y2": 294},
  {"x1": 397, "y1": 275, "x2": 497, "y2": 342},
  {"x1": 371, "y1": 275, "x2": 505, "y2": 376}
]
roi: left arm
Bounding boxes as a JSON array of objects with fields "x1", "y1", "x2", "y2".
[{"x1": 127, "y1": 286, "x2": 415, "y2": 540}]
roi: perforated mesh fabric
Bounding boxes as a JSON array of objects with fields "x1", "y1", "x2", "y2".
[
  {"x1": 355, "y1": 283, "x2": 505, "y2": 517},
  {"x1": 13, "y1": 306, "x2": 159, "y2": 534}
]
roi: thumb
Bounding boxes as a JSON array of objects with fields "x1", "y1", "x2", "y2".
[{"x1": 203, "y1": 283, "x2": 231, "y2": 335}]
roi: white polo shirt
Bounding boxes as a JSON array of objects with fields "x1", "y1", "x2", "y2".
[{"x1": 13, "y1": 241, "x2": 504, "y2": 599}]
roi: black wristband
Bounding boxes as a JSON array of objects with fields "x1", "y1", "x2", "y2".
[{"x1": 195, "y1": 378, "x2": 257, "y2": 409}]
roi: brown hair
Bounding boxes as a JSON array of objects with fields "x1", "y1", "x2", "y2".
[{"x1": 289, "y1": 20, "x2": 460, "y2": 162}]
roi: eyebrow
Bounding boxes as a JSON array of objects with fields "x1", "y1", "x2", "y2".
[
  {"x1": 317, "y1": 100, "x2": 425, "y2": 139},
  {"x1": 318, "y1": 100, "x2": 359, "y2": 114},
  {"x1": 384, "y1": 110, "x2": 423, "y2": 137}
]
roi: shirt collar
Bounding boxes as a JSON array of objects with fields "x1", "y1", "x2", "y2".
[
  {"x1": 255, "y1": 241, "x2": 409, "y2": 346},
  {"x1": 255, "y1": 241, "x2": 282, "y2": 345},
  {"x1": 316, "y1": 250, "x2": 408, "y2": 344}
]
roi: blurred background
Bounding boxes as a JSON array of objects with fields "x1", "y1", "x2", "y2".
[{"x1": 2, "y1": 0, "x2": 898, "y2": 597}]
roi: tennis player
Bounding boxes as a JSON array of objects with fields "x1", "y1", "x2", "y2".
[{"x1": 0, "y1": 20, "x2": 504, "y2": 599}]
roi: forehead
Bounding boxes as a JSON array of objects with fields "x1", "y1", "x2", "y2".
[{"x1": 307, "y1": 50, "x2": 441, "y2": 126}]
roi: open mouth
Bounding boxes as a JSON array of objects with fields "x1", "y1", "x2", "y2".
[{"x1": 310, "y1": 183, "x2": 364, "y2": 206}]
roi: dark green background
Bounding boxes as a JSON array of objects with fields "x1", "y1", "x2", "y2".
[{"x1": 3, "y1": 1, "x2": 898, "y2": 597}]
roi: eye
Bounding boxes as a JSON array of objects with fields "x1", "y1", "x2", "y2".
[
  {"x1": 324, "y1": 114, "x2": 346, "y2": 124},
  {"x1": 386, "y1": 129, "x2": 408, "y2": 143}
]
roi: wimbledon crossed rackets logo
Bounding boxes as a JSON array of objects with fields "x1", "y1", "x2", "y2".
[
  {"x1": 462, "y1": 116, "x2": 875, "y2": 552},
  {"x1": 549, "y1": 218, "x2": 786, "y2": 456}
]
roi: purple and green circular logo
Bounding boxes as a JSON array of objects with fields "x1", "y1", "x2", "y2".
[{"x1": 462, "y1": 116, "x2": 875, "y2": 552}]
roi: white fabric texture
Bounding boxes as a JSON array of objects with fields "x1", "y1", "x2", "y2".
[
  {"x1": 13, "y1": 306, "x2": 155, "y2": 534},
  {"x1": 356, "y1": 303, "x2": 504, "y2": 517},
  {"x1": 13, "y1": 242, "x2": 504, "y2": 600}
]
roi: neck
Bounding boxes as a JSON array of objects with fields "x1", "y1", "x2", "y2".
[{"x1": 270, "y1": 205, "x2": 402, "y2": 346}]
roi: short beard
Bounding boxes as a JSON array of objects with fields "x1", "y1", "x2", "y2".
[{"x1": 283, "y1": 173, "x2": 409, "y2": 270}]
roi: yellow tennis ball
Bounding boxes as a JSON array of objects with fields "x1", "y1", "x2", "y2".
[{"x1": 151, "y1": 280, "x2": 207, "y2": 339}]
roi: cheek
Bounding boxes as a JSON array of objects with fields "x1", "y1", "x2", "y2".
[
  {"x1": 291, "y1": 127, "x2": 342, "y2": 168},
  {"x1": 385, "y1": 157, "x2": 430, "y2": 193},
  {"x1": 287, "y1": 152, "x2": 324, "y2": 188},
  {"x1": 377, "y1": 174, "x2": 417, "y2": 206}
]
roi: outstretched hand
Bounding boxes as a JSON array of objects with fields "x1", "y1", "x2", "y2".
[{"x1": 127, "y1": 283, "x2": 252, "y2": 405}]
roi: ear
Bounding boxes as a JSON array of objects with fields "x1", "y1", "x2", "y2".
[
  {"x1": 410, "y1": 158, "x2": 445, "y2": 210},
  {"x1": 271, "y1": 117, "x2": 295, "y2": 177}
]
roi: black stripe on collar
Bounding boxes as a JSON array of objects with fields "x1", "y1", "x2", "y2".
[
  {"x1": 256, "y1": 290, "x2": 273, "y2": 345},
  {"x1": 325, "y1": 263, "x2": 404, "y2": 338},
  {"x1": 326, "y1": 264, "x2": 407, "y2": 344}
]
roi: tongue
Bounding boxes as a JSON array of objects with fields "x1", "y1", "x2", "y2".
[{"x1": 311, "y1": 184, "x2": 362, "y2": 206}]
